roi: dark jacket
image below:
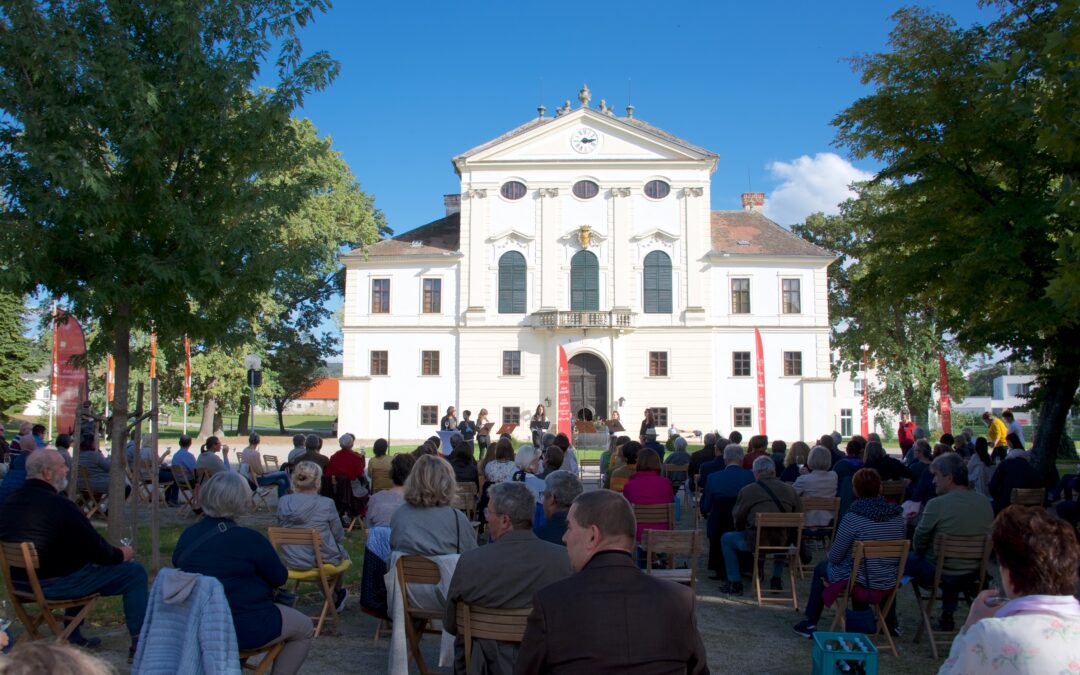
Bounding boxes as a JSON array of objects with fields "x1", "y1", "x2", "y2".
[
  {"x1": 988, "y1": 456, "x2": 1043, "y2": 514},
  {"x1": 864, "y1": 456, "x2": 912, "y2": 482},
  {"x1": 533, "y1": 510, "x2": 568, "y2": 546},
  {"x1": 0, "y1": 478, "x2": 123, "y2": 580},
  {"x1": 732, "y1": 477, "x2": 803, "y2": 547},
  {"x1": 296, "y1": 449, "x2": 329, "y2": 470},
  {"x1": 173, "y1": 517, "x2": 287, "y2": 649},
  {"x1": 516, "y1": 550, "x2": 708, "y2": 675}
]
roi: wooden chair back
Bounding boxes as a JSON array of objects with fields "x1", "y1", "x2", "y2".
[
  {"x1": 0, "y1": 541, "x2": 99, "y2": 643},
  {"x1": 633, "y1": 503, "x2": 675, "y2": 533},
  {"x1": 76, "y1": 466, "x2": 104, "y2": 519},
  {"x1": 267, "y1": 527, "x2": 344, "y2": 638},
  {"x1": 396, "y1": 555, "x2": 445, "y2": 674},
  {"x1": 880, "y1": 479, "x2": 909, "y2": 504},
  {"x1": 833, "y1": 539, "x2": 911, "y2": 656},
  {"x1": 453, "y1": 482, "x2": 479, "y2": 521},
  {"x1": 264, "y1": 455, "x2": 279, "y2": 470},
  {"x1": 240, "y1": 641, "x2": 284, "y2": 675},
  {"x1": 1010, "y1": 487, "x2": 1045, "y2": 507},
  {"x1": 800, "y1": 496, "x2": 841, "y2": 552},
  {"x1": 911, "y1": 533, "x2": 992, "y2": 658},
  {"x1": 455, "y1": 604, "x2": 531, "y2": 671},
  {"x1": 643, "y1": 529, "x2": 700, "y2": 590},
  {"x1": 751, "y1": 512, "x2": 805, "y2": 608}
]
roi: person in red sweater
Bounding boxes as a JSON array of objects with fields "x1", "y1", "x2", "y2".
[
  {"x1": 326, "y1": 433, "x2": 366, "y2": 480},
  {"x1": 326, "y1": 433, "x2": 368, "y2": 521},
  {"x1": 741, "y1": 435, "x2": 769, "y2": 470},
  {"x1": 897, "y1": 411, "x2": 916, "y2": 455},
  {"x1": 622, "y1": 448, "x2": 675, "y2": 542}
]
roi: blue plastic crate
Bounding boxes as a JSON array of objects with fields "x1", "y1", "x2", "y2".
[{"x1": 811, "y1": 631, "x2": 879, "y2": 675}]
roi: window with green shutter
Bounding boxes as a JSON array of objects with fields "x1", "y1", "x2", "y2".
[
  {"x1": 642, "y1": 250, "x2": 672, "y2": 313},
  {"x1": 498, "y1": 251, "x2": 527, "y2": 313},
  {"x1": 570, "y1": 250, "x2": 599, "y2": 310}
]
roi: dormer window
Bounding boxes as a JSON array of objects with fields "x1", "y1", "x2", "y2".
[
  {"x1": 500, "y1": 181, "x2": 527, "y2": 200},
  {"x1": 572, "y1": 180, "x2": 599, "y2": 199},
  {"x1": 644, "y1": 180, "x2": 670, "y2": 200}
]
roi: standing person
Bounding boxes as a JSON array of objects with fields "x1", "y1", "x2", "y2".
[
  {"x1": 441, "y1": 406, "x2": 459, "y2": 432},
  {"x1": 1001, "y1": 409, "x2": 1024, "y2": 448},
  {"x1": 475, "y1": 409, "x2": 491, "y2": 458},
  {"x1": 531, "y1": 404, "x2": 548, "y2": 449},
  {"x1": 982, "y1": 411, "x2": 1009, "y2": 450},
  {"x1": 514, "y1": 490, "x2": 708, "y2": 675},
  {"x1": 240, "y1": 433, "x2": 290, "y2": 498},
  {"x1": 639, "y1": 408, "x2": 655, "y2": 440},
  {"x1": 457, "y1": 410, "x2": 477, "y2": 453},
  {"x1": 897, "y1": 411, "x2": 916, "y2": 458}
]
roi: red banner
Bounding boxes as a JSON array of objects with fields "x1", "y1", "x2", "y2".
[
  {"x1": 754, "y1": 328, "x2": 766, "y2": 435},
  {"x1": 183, "y1": 335, "x2": 192, "y2": 403},
  {"x1": 861, "y1": 347, "x2": 870, "y2": 437},
  {"x1": 107, "y1": 355, "x2": 115, "y2": 402},
  {"x1": 54, "y1": 314, "x2": 88, "y2": 436},
  {"x1": 557, "y1": 345, "x2": 572, "y2": 437},
  {"x1": 149, "y1": 332, "x2": 157, "y2": 379},
  {"x1": 50, "y1": 306, "x2": 59, "y2": 398},
  {"x1": 938, "y1": 353, "x2": 952, "y2": 434}
]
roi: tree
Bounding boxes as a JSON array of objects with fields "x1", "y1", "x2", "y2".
[
  {"x1": 832, "y1": 1, "x2": 1079, "y2": 480},
  {"x1": 0, "y1": 0, "x2": 338, "y2": 540},
  {"x1": 267, "y1": 327, "x2": 332, "y2": 433},
  {"x1": 0, "y1": 292, "x2": 39, "y2": 418},
  {"x1": 793, "y1": 187, "x2": 968, "y2": 430}
]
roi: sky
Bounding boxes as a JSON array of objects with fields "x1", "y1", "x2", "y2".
[{"x1": 284, "y1": 0, "x2": 996, "y2": 234}]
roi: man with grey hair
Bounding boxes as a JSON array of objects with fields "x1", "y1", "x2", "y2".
[
  {"x1": 701, "y1": 443, "x2": 754, "y2": 580},
  {"x1": 663, "y1": 436, "x2": 691, "y2": 491},
  {"x1": 906, "y1": 452, "x2": 994, "y2": 630},
  {"x1": 535, "y1": 470, "x2": 584, "y2": 545},
  {"x1": 445, "y1": 481, "x2": 571, "y2": 675},
  {"x1": 296, "y1": 433, "x2": 328, "y2": 470},
  {"x1": 287, "y1": 433, "x2": 307, "y2": 464},
  {"x1": 0, "y1": 449, "x2": 148, "y2": 654},
  {"x1": 687, "y1": 432, "x2": 717, "y2": 491},
  {"x1": 719, "y1": 455, "x2": 802, "y2": 595}
]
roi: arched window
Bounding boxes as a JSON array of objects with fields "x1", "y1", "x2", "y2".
[
  {"x1": 643, "y1": 250, "x2": 672, "y2": 313},
  {"x1": 570, "y1": 250, "x2": 599, "y2": 311},
  {"x1": 498, "y1": 251, "x2": 527, "y2": 313}
]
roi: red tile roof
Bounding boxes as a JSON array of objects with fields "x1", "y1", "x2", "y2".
[
  {"x1": 710, "y1": 210, "x2": 833, "y2": 257},
  {"x1": 298, "y1": 378, "x2": 338, "y2": 401}
]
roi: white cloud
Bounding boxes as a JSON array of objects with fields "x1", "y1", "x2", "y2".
[{"x1": 762, "y1": 153, "x2": 873, "y2": 227}]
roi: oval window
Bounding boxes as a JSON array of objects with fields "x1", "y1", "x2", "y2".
[
  {"x1": 572, "y1": 180, "x2": 599, "y2": 200},
  {"x1": 500, "y1": 181, "x2": 527, "y2": 200},
  {"x1": 644, "y1": 180, "x2": 670, "y2": 200}
]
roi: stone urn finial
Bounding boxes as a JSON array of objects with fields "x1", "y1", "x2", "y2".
[{"x1": 578, "y1": 84, "x2": 591, "y2": 108}]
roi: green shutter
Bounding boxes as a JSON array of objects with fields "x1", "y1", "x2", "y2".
[
  {"x1": 643, "y1": 251, "x2": 672, "y2": 314},
  {"x1": 571, "y1": 250, "x2": 599, "y2": 311},
  {"x1": 498, "y1": 252, "x2": 527, "y2": 313}
]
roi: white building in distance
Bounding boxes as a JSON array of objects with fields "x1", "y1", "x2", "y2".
[{"x1": 339, "y1": 88, "x2": 838, "y2": 445}]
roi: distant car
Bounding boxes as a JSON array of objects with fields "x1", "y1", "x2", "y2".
[{"x1": 331, "y1": 418, "x2": 338, "y2": 435}]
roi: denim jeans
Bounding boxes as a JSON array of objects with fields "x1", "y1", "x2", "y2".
[
  {"x1": 720, "y1": 530, "x2": 783, "y2": 582},
  {"x1": 257, "y1": 471, "x2": 291, "y2": 498},
  {"x1": 804, "y1": 560, "x2": 831, "y2": 622},
  {"x1": 39, "y1": 562, "x2": 148, "y2": 637}
]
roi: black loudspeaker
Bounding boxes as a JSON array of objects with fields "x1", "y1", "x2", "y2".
[{"x1": 383, "y1": 401, "x2": 399, "y2": 411}]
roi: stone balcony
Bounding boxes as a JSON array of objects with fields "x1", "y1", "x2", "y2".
[{"x1": 530, "y1": 308, "x2": 635, "y2": 331}]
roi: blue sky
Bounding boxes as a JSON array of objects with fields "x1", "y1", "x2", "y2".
[{"x1": 287, "y1": 0, "x2": 994, "y2": 234}]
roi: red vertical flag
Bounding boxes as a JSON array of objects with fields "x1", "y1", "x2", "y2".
[
  {"x1": 149, "y1": 333, "x2": 157, "y2": 379},
  {"x1": 50, "y1": 304, "x2": 59, "y2": 399},
  {"x1": 107, "y1": 355, "x2": 115, "y2": 402},
  {"x1": 557, "y1": 345, "x2": 572, "y2": 437},
  {"x1": 54, "y1": 314, "x2": 88, "y2": 435},
  {"x1": 938, "y1": 353, "x2": 952, "y2": 434},
  {"x1": 183, "y1": 335, "x2": 192, "y2": 403},
  {"x1": 754, "y1": 328, "x2": 767, "y2": 435},
  {"x1": 861, "y1": 347, "x2": 870, "y2": 437}
]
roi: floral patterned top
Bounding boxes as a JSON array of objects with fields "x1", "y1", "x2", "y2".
[{"x1": 940, "y1": 595, "x2": 1080, "y2": 675}]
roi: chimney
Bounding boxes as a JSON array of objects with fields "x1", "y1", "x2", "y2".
[
  {"x1": 741, "y1": 192, "x2": 765, "y2": 212},
  {"x1": 444, "y1": 194, "x2": 461, "y2": 216}
]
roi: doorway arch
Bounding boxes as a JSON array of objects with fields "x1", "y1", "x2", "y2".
[{"x1": 568, "y1": 353, "x2": 608, "y2": 423}]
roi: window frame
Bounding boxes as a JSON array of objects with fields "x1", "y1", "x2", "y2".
[
  {"x1": 732, "y1": 351, "x2": 752, "y2": 377},
  {"x1": 644, "y1": 180, "x2": 671, "y2": 200},
  {"x1": 642, "y1": 250, "x2": 673, "y2": 314},
  {"x1": 650, "y1": 407, "x2": 669, "y2": 428},
  {"x1": 783, "y1": 351, "x2": 803, "y2": 377},
  {"x1": 500, "y1": 181, "x2": 527, "y2": 201},
  {"x1": 572, "y1": 180, "x2": 600, "y2": 200},
  {"x1": 420, "y1": 405, "x2": 439, "y2": 426},
  {"x1": 648, "y1": 351, "x2": 669, "y2": 377},
  {"x1": 371, "y1": 278, "x2": 390, "y2": 314},
  {"x1": 502, "y1": 350, "x2": 522, "y2": 376},
  {"x1": 570, "y1": 250, "x2": 600, "y2": 311},
  {"x1": 781, "y1": 278, "x2": 802, "y2": 314},
  {"x1": 370, "y1": 350, "x2": 388, "y2": 376},
  {"x1": 421, "y1": 350, "x2": 440, "y2": 376},
  {"x1": 498, "y1": 251, "x2": 528, "y2": 314},
  {"x1": 840, "y1": 408, "x2": 853, "y2": 437},
  {"x1": 731, "y1": 278, "x2": 750, "y2": 314},
  {"x1": 502, "y1": 406, "x2": 521, "y2": 425},
  {"x1": 422, "y1": 277, "x2": 442, "y2": 314},
  {"x1": 733, "y1": 407, "x2": 753, "y2": 428}
]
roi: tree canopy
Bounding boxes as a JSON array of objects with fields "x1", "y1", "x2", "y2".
[
  {"x1": 832, "y1": 0, "x2": 1079, "y2": 475},
  {"x1": 0, "y1": 292, "x2": 40, "y2": 419}
]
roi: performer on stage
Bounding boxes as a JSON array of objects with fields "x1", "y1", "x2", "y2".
[
  {"x1": 640, "y1": 408, "x2": 656, "y2": 440},
  {"x1": 457, "y1": 410, "x2": 477, "y2": 453},
  {"x1": 474, "y1": 408, "x2": 491, "y2": 457},
  {"x1": 531, "y1": 404, "x2": 549, "y2": 448},
  {"x1": 440, "y1": 406, "x2": 458, "y2": 431}
]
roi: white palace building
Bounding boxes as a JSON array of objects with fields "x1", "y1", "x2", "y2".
[{"x1": 339, "y1": 87, "x2": 848, "y2": 445}]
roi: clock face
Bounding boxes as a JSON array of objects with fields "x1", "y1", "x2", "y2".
[{"x1": 571, "y1": 127, "x2": 600, "y2": 154}]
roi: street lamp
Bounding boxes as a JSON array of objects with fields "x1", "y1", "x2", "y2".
[{"x1": 245, "y1": 354, "x2": 261, "y2": 434}]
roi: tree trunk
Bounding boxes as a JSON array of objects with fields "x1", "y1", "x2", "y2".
[
  {"x1": 275, "y1": 397, "x2": 287, "y2": 434},
  {"x1": 198, "y1": 397, "x2": 217, "y2": 439},
  {"x1": 106, "y1": 314, "x2": 130, "y2": 543},
  {"x1": 1031, "y1": 353, "x2": 1080, "y2": 486},
  {"x1": 237, "y1": 394, "x2": 250, "y2": 436},
  {"x1": 213, "y1": 408, "x2": 223, "y2": 436}
]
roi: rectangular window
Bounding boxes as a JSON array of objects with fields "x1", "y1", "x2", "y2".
[
  {"x1": 502, "y1": 350, "x2": 521, "y2": 376},
  {"x1": 502, "y1": 406, "x2": 521, "y2": 425},
  {"x1": 421, "y1": 350, "x2": 440, "y2": 376},
  {"x1": 370, "y1": 350, "x2": 388, "y2": 376},
  {"x1": 731, "y1": 278, "x2": 750, "y2": 314},
  {"x1": 733, "y1": 407, "x2": 752, "y2": 428},
  {"x1": 420, "y1": 405, "x2": 438, "y2": 426},
  {"x1": 854, "y1": 378, "x2": 865, "y2": 396},
  {"x1": 732, "y1": 351, "x2": 751, "y2": 377},
  {"x1": 840, "y1": 408, "x2": 853, "y2": 437},
  {"x1": 422, "y1": 278, "x2": 441, "y2": 313},
  {"x1": 650, "y1": 407, "x2": 669, "y2": 428},
  {"x1": 648, "y1": 351, "x2": 668, "y2": 377},
  {"x1": 782, "y1": 278, "x2": 801, "y2": 314},
  {"x1": 783, "y1": 351, "x2": 803, "y2": 377},
  {"x1": 371, "y1": 278, "x2": 390, "y2": 314}
]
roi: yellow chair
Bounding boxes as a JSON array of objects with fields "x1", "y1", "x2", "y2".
[{"x1": 267, "y1": 527, "x2": 351, "y2": 637}]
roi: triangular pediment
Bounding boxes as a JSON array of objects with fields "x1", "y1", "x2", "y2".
[
  {"x1": 630, "y1": 227, "x2": 681, "y2": 243},
  {"x1": 455, "y1": 108, "x2": 715, "y2": 166},
  {"x1": 486, "y1": 229, "x2": 535, "y2": 244}
]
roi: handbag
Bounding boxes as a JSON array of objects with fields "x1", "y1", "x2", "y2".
[{"x1": 845, "y1": 606, "x2": 877, "y2": 634}]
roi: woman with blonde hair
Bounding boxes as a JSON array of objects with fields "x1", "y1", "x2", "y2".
[
  {"x1": 389, "y1": 455, "x2": 477, "y2": 555},
  {"x1": 277, "y1": 461, "x2": 350, "y2": 611},
  {"x1": 780, "y1": 440, "x2": 812, "y2": 482}
]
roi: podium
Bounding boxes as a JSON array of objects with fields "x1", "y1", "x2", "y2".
[{"x1": 436, "y1": 430, "x2": 456, "y2": 456}]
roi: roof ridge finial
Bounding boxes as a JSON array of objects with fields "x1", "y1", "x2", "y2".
[{"x1": 578, "y1": 83, "x2": 591, "y2": 108}]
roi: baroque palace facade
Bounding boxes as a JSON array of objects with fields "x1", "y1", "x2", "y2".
[{"x1": 339, "y1": 87, "x2": 844, "y2": 444}]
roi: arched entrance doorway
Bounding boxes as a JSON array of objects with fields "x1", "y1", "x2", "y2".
[{"x1": 568, "y1": 353, "x2": 608, "y2": 422}]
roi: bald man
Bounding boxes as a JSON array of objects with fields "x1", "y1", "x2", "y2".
[
  {"x1": 0, "y1": 449, "x2": 148, "y2": 656},
  {"x1": 515, "y1": 490, "x2": 708, "y2": 674}
]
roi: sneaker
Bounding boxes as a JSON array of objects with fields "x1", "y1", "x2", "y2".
[
  {"x1": 770, "y1": 576, "x2": 783, "y2": 591},
  {"x1": 792, "y1": 620, "x2": 817, "y2": 638},
  {"x1": 718, "y1": 581, "x2": 743, "y2": 596},
  {"x1": 334, "y1": 588, "x2": 349, "y2": 613},
  {"x1": 889, "y1": 624, "x2": 903, "y2": 638}
]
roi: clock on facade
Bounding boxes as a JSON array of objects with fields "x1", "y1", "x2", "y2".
[{"x1": 570, "y1": 127, "x2": 600, "y2": 154}]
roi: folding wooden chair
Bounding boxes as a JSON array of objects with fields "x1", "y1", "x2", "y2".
[
  {"x1": 830, "y1": 539, "x2": 911, "y2": 657},
  {"x1": 663, "y1": 463, "x2": 690, "y2": 512},
  {"x1": 0, "y1": 541, "x2": 99, "y2": 645},
  {"x1": 455, "y1": 603, "x2": 531, "y2": 672},
  {"x1": 800, "y1": 496, "x2": 841, "y2": 563},
  {"x1": 264, "y1": 455, "x2": 280, "y2": 471},
  {"x1": 76, "y1": 466, "x2": 105, "y2": 520},
  {"x1": 911, "y1": 534, "x2": 992, "y2": 658},
  {"x1": 633, "y1": 503, "x2": 676, "y2": 539},
  {"x1": 454, "y1": 482, "x2": 480, "y2": 526},
  {"x1": 579, "y1": 458, "x2": 601, "y2": 486},
  {"x1": 248, "y1": 470, "x2": 276, "y2": 512},
  {"x1": 267, "y1": 527, "x2": 350, "y2": 638},
  {"x1": 643, "y1": 529, "x2": 700, "y2": 590},
  {"x1": 240, "y1": 641, "x2": 284, "y2": 675},
  {"x1": 880, "y1": 479, "x2": 909, "y2": 504},
  {"x1": 170, "y1": 466, "x2": 196, "y2": 517},
  {"x1": 396, "y1": 555, "x2": 445, "y2": 675},
  {"x1": 752, "y1": 512, "x2": 805, "y2": 610},
  {"x1": 1011, "y1": 487, "x2": 1045, "y2": 507}
]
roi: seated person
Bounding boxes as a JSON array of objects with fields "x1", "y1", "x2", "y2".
[
  {"x1": 449, "y1": 442, "x2": 479, "y2": 489},
  {"x1": 296, "y1": 434, "x2": 329, "y2": 471},
  {"x1": 663, "y1": 436, "x2": 692, "y2": 492},
  {"x1": 793, "y1": 468, "x2": 905, "y2": 638},
  {"x1": 389, "y1": 455, "x2": 477, "y2": 556},
  {"x1": 512, "y1": 445, "x2": 546, "y2": 504},
  {"x1": 552, "y1": 433, "x2": 580, "y2": 476},
  {"x1": 195, "y1": 436, "x2": 231, "y2": 477},
  {"x1": 779, "y1": 441, "x2": 811, "y2": 483},
  {"x1": 600, "y1": 436, "x2": 631, "y2": 489},
  {"x1": 366, "y1": 453, "x2": 414, "y2": 528},
  {"x1": 988, "y1": 443, "x2": 1042, "y2": 514},
  {"x1": 832, "y1": 437, "x2": 866, "y2": 482},
  {"x1": 701, "y1": 444, "x2": 753, "y2": 518},
  {"x1": 608, "y1": 442, "x2": 640, "y2": 493},
  {"x1": 793, "y1": 446, "x2": 839, "y2": 528},
  {"x1": 174, "y1": 472, "x2": 312, "y2": 671},
  {"x1": 240, "y1": 433, "x2": 290, "y2": 498},
  {"x1": 277, "y1": 462, "x2": 350, "y2": 612},
  {"x1": 741, "y1": 434, "x2": 769, "y2": 470},
  {"x1": 905, "y1": 453, "x2": 993, "y2": 631},
  {"x1": 534, "y1": 470, "x2": 583, "y2": 546},
  {"x1": 622, "y1": 448, "x2": 674, "y2": 542},
  {"x1": 0, "y1": 449, "x2": 147, "y2": 656},
  {"x1": 76, "y1": 436, "x2": 128, "y2": 499},
  {"x1": 366, "y1": 438, "x2": 393, "y2": 491},
  {"x1": 287, "y1": 434, "x2": 308, "y2": 465},
  {"x1": 863, "y1": 441, "x2": 911, "y2": 483},
  {"x1": 325, "y1": 433, "x2": 369, "y2": 516},
  {"x1": 640, "y1": 429, "x2": 665, "y2": 464},
  {"x1": 940, "y1": 506, "x2": 1080, "y2": 674}
]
